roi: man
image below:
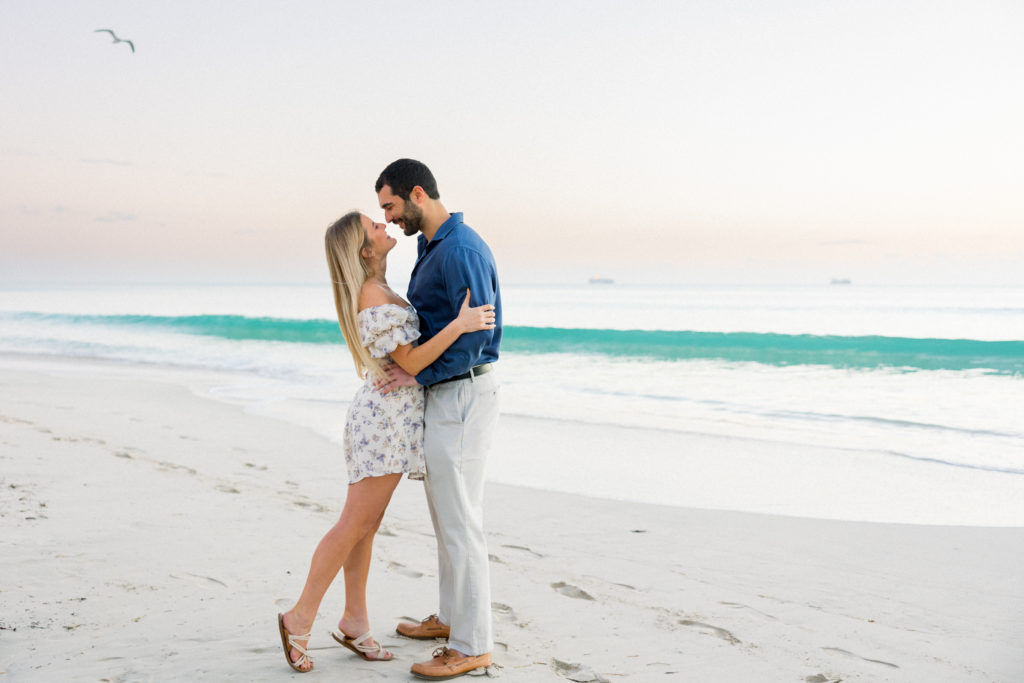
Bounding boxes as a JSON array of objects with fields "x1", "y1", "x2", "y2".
[{"x1": 375, "y1": 159, "x2": 501, "y2": 680}]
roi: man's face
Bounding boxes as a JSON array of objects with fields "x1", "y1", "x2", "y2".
[{"x1": 378, "y1": 185, "x2": 424, "y2": 237}]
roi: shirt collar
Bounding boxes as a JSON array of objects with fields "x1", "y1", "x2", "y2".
[{"x1": 431, "y1": 212, "x2": 463, "y2": 243}]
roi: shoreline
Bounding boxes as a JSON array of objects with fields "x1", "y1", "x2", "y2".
[
  {"x1": 3, "y1": 351, "x2": 1022, "y2": 527},
  {"x1": 1, "y1": 357, "x2": 1023, "y2": 681}
]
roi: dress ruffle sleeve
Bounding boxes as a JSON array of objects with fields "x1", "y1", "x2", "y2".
[{"x1": 357, "y1": 304, "x2": 422, "y2": 359}]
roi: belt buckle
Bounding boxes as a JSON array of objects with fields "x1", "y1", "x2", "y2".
[{"x1": 469, "y1": 363, "x2": 490, "y2": 381}]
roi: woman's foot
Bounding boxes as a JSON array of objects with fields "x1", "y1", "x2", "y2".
[
  {"x1": 336, "y1": 616, "x2": 392, "y2": 661},
  {"x1": 281, "y1": 610, "x2": 315, "y2": 672}
]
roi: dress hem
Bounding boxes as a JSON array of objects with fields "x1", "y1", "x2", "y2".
[{"x1": 347, "y1": 470, "x2": 426, "y2": 486}]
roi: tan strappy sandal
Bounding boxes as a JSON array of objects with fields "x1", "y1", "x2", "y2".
[
  {"x1": 330, "y1": 628, "x2": 394, "y2": 661},
  {"x1": 278, "y1": 613, "x2": 314, "y2": 672}
]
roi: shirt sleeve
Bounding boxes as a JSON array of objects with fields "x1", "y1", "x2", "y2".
[{"x1": 414, "y1": 246, "x2": 500, "y2": 386}]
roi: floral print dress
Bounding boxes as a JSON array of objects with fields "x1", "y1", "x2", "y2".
[{"x1": 342, "y1": 304, "x2": 426, "y2": 485}]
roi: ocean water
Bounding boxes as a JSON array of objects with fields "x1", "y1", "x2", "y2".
[{"x1": 1, "y1": 283, "x2": 1022, "y2": 524}]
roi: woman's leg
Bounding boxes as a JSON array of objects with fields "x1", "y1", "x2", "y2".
[
  {"x1": 332, "y1": 508, "x2": 388, "y2": 657},
  {"x1": 339, "y1": 508, "x2": 385, "y2": 633},
  {"x1": 281, "y1": 473, "x2": 401, "y2": 670}
]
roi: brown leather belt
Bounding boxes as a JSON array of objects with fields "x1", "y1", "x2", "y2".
[{"x1": 431, "y1": 363, "x2": 493, "y2": 386}]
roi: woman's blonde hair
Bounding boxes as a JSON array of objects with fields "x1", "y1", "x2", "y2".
[{"x1": 325, "y1": 211, "x2": 383, "y2": 379}]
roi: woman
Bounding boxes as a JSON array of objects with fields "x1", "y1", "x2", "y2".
[{"x1": 277, "y1": 211, "x2": 496, "y2": 672}]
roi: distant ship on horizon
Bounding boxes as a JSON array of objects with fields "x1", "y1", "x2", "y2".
[
  {"x1": 830, "y1": 278, "x2": 852, "y2": 285},
  {"x1": 588, "y1": 276, "x2": 614, "y2": 285}
]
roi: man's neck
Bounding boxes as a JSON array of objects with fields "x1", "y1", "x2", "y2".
[{"x1": 419, "y1": 202, "x2": 450, "y2": 242}]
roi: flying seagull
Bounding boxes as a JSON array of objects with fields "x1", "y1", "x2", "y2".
[{"x1": 94, "y1": 29, "x2": 134, "y2": 53}]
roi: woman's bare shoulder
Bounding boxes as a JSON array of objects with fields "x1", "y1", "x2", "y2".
[{"x1": 358, "y1": 282, "x2": 392, "y2": 311}]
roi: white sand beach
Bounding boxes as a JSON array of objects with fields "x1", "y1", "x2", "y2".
[{"x1": 1, "y1": 354, "x2": 1022, "y2": 682}]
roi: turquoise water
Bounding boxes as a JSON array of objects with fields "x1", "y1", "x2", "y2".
[
  {"x1": 506, "y1": 326, "x2": 1024, "y2": 374},
  {"x1": 5, "y1": 311, "x2": 1023, "y2": 375},
  {"x1": 1, "y1": 283, "x2": 1023, "y2": 519}
]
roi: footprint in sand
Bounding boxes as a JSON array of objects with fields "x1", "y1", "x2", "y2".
[
  {"x1": 491, "y1": 602, "x2": 517, "y2": 621},
  {"x1": 678, "y1": 619, "x2": 741, "y2": 645},
  {"x1": 822, "y1": 646, "x2": 898, "y2": 668},
  {"x1": 551, "y1": 582, "x2": 594, "y2": 601},
  {"x1": 551, "y1": 658, "x2": 608, "y2": 682},
  {"x1": 0, "y1": 414, "x2": 35, "y2": 426},
  {"x1": 806, "y1": 675, "x2": 842, "y2": 683},
  {"x1": 502, "y1": 544, "x2": 545, "y2": 558},
  {"x1": 388, "y1": 561, "x2": 424, "y2": 578},
  {"x1": 215, "y1": 484, "x2": 241, "y2": 494},
  {"x1": 720, "y1": 601, "x2": 779, "y2": 621},
  {"x1": 170, "y1": 573, "x2": 228, "y2": 588},
  {"x1": 291, "y1": 499, "x2": 328, "y2": 513},
  {"x1": 157, "y1": 461, "x2": 197, "y2": 475}
]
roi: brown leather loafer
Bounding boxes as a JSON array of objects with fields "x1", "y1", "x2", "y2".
[
  {"x1": 396, "y1": 614, "x2": 450, "y2": 640},
  {"x1": 410, "y1": 647, "x2": 492, "y2": 680}
]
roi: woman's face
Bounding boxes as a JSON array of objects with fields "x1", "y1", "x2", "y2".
[{"x1": 361, "y1": 214, "x2": 397, "y2": 257}]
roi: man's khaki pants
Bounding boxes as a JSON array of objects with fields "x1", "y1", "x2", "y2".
[{"x1": 422, "y1": 369, "x2": 500, "y2": 656}]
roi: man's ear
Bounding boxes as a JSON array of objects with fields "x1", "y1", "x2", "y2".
[{"x1": 410, "y1": 186, "x2": 425, "y2": 204}]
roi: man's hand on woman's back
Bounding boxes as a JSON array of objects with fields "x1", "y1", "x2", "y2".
[{"x1": 374, "y1": 363, "x2": 419, "y2": 394}]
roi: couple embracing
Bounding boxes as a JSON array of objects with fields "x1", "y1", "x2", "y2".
[{"x1": 277, "y1": 159, "x2": 502, "y2": 680}]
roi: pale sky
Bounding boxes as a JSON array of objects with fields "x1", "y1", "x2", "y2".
[{"x1": 2, "y1": 1, "x2": 1022, "y2": 286}]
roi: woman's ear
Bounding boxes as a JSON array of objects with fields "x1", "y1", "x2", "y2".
[{"x1": 361, "y1": 246, "x2": 373, "y2": 260}]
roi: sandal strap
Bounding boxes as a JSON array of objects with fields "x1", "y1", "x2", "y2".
[
  {"x1": 288, "y1": 634, "x2": 312, "y2": 653},
  {"x1": 352, "y1": 631, "x2": 385, "y2": 654},
  {"x1": 350, "y1": 631, "x2": 374, "y2": 648},
  {"x1": 332, "y1": 628, "x2": 390, "y2": 657},
  {"x1": 287, "y1": 635, "x2": 312, "y2": 667}
]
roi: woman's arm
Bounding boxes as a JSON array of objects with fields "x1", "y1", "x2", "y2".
[{"x1": 387, "y1": 289, "x2": 494, "y2": 377}]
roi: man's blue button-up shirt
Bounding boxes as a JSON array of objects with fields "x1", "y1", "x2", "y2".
[{"x1": 407, "y1": 212, "x2": 502, "y2": 386}]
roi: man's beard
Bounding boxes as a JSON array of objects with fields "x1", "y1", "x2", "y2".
[{"x1": 400, "y1": 202, "x2": 425, "y2": 236}]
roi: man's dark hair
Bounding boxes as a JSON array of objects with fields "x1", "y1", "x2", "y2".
[{"x1": 375, "y1": 158, "x2": 440, "y2": 200}]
